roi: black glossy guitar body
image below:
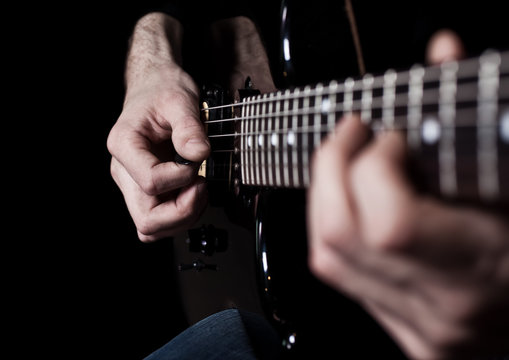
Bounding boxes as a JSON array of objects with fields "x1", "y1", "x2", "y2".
[
  {"x1": 174, "y1": 189, "x2": 404, "y2": 357},
  {"x1": 173, "y1": 0, "x2": 509, "y2": 357}
]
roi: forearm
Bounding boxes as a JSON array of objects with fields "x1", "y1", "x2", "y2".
[
  {"x1": 210, "y1": 16, "x2": 275, "y2": 93},
  {"x1": 125, "y1": 12, "x2": 184, "y2": 93}
]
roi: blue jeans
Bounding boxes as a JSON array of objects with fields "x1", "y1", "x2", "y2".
[{"x1": 144, "y1": 309, "x2": 280, "y2": 360}]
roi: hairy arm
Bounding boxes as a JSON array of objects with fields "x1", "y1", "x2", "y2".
[{"x1": 107, "y1": 12, "x2": 210, "y2": 242}]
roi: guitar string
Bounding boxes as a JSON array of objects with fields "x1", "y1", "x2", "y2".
[
  {"x1": 198, "y1": 53, "x2": 509, "y2": 179},
  {"x1": 201, "y1": 73, "x2": 509, "y2": 127},
  {"x1": 204, "y1": 96, "x2": 509, "y2": 140},
  {"x1": 203, "y1": 94, "x2": 509, "y2": 126},
  {"x1": 200, "y1": 62, "x2": 509, "y2": 116}
]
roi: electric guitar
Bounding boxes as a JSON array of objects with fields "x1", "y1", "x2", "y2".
[{"x1": 173, "y1": 4, "x2": 509, "y2": 358}]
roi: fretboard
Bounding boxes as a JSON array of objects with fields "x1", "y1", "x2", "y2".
[{"x1": 233, "y1": 51, "x2": 509, "y2": 202}]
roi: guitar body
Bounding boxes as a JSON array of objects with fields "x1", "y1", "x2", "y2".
[
  {"x1": 174, "y1": 188, "x2": 404, "y2": 357},
  {"x1": 173, "y1": 0, "x2": 508, "y2": 357}
]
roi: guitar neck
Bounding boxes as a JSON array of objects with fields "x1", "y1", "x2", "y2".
[{"x1": 208, "y1": 51, "x2": 509, "y2": 203}]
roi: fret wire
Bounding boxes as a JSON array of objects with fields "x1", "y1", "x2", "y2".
[
  {"x1": 260, "y1": 93, "x2": 268, "y2": 186},
  {"x1": 327, "y1": 81, "x2": 339, "y2": 129},
  {"x1": 275, "y1": 92, "x2": 282, "y2": 186},
  {"x1": 314, "y1": 83, "x2": 324, "y2": 154},
  {"x1": 255, "y1": 95, "x2": 262, "y2": 185},
  {"x1": 252, "y1": 96, "x2": 258, "y2": 185},
  {"x1": 248, "y1": 96, "x2": 255, "y2": 185},
  {"x1": 438, "y1": 61, "x2": 459, "y2": 197},
  {"x1": 343, "y1": 77, "x2": 354, "y2": 116},
  {"x1": 408, "y1": 64, "x2": 425, "y2": 149},
  {"x1": 382, "y1": 69, "x2": 397, "y2": 128},
  {"x1": 361, "y1": 75, "x2": 374, "y2": 124},
  {"x1": 292, "y1": 88, "x2": 300, "y2": 187},
  {"x1": 267, "y1": 93, "x2": 274, "y2": 186},
  {"x1": 241, "y1": 97, "x2": 247, "y2": 184},
  {"x1": 478, "y1": 51, "x2": 501, "y2": 199},
  {"x1": 283, "y1": 89, "x2": 291, "y2": 187},
  {"x1": 303, "y1": 85, "x2": 312, "y2": 187}
]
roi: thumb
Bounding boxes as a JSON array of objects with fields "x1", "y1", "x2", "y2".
[{"x1": 162, "y1": 92, "x2": 210, "y2": 162}]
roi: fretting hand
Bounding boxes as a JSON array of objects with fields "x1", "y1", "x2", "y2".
[{"x1": 307, "y1": 30, "x2": 509, "y2": 359}]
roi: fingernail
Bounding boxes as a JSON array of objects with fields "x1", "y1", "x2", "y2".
[
  {"x1": 187, "y1": 137, "x2": 209, "y2": 145},
  {"x1": 186, "y1": 137, "x2": 210, "y2": 151}
]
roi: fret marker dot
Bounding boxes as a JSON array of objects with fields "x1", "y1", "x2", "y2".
[
  {"x1": 502, "y1": 110, "x2": 509, "y2": 143},
  {"x1": 271, "y1": 133, "x2": 278, "y2": 146},
  {"x1": 248, "y1": 135, "x2": 253, "y2": 148},
  {"x1": 258, "y1": 135, "x2": 264, "y2": 147},
  {"x1": 421, "y1": 117, "x2": 441, "y2": 145},
  {"x1": 287, "y1": 131, "x2": 295, "y2": 146},
  {"x1": 321, "y1": 98, "x2": 330, "y2": 113}
]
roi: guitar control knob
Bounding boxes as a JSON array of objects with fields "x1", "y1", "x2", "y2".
[
  {"x1": 178, "y1": 259, "x2": 218, "y2": 272},
  {"x1": 187, "y1": 225, "x2": 228, "y2": 256}
]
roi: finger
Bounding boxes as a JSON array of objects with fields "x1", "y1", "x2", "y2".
[
  {"x1": 308, "y1": 115, "x2": 370, "y2": 280},
  {"x1": 365, "y1": 293, "x2": 485, "y2": 360},
  {"x1": 111, "y1": 158, "x2": 207, "y2": 240},
  {"x1": 156, "y1": 91, "x2": 211, "y2": 162},
  {"x1": 108, "y1": 122, "x2": 198, "y2": 195},
  {"x1": 134, "y1": 178, "x2": 208, "y2": 241},
  {"x1": 363, "y1": 300, "x2": 440, "y2": 360},
  {"x1": 346, "y1": 132, "x2": 489, "y2": 270},
  {"x1": 315, "y1": 246, "x2": 474, "y2": 360},
  {"x1": 349, "y1": 131, "x2": 417, "y2": 250},
  {"x1": 137, "y1": 196, "x2": 207, "y2": 242},
  {"x1": 426, "y1": 29, "x2": 465, "y2": 65},
  {"x1": 404, "y1": 200, "x2": 509, "y2": 272},
  {"x1": 137, "y1": 179, "x2": 209, "y2": 242}
]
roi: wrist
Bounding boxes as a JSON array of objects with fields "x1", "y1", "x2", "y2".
[{"x1": 125, "y1": 12, "x2": 184, "y2": 90}]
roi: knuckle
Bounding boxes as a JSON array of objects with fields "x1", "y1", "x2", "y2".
[
  {"x1": 136, "y1": 218, "x2": 155, "y2": 238},
  {"x1": 158, "y1": 89, "x2": 197, "y2": 116},
  {"x1": 137, "y1": 231, "x2": 159, "y2": 243},
  {"x1": 308, "y1": 249, "x2": 340, "y2": 286},
  {"x1": 318, "y1": 216, "x2": 355, "y2": 251},
  {"x1": 308, "y1": 243, "x2": 350, "y2": 292},
  {"x1": 106, "y1": 126, "x2": 120, "y2": 156},
  {"x1": 109, "y1": 158, "x2": 120, "y2": 180},
  {"x1": 138, "y1": 173, "x2": 159, "y2": 196},
  {"x1": 175, "y1": 123, "x2": 206, "y2": 149},
  {"x1": 308, "y1": 251, "x2": 326, "y2": 280},
  {"x1": 174, "y1": 165, "x2": 196, "y2": 188},
  {"x1": 175, "y1": 202, "x2": 195, "y2": 221}
]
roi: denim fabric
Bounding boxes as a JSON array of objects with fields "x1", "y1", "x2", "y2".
[{"x1": 144, "y1": 309, "x2": 280, "y2": 360}]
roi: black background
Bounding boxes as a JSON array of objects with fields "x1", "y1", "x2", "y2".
[
  {"x1": 14, "y1": 2, "x2": 188, "y2": 359},
  {"x1": 12, "y1": 1, "x2": 508, "y2": 359}
]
